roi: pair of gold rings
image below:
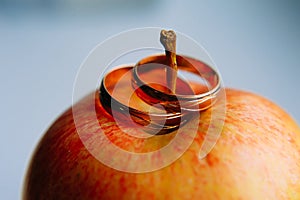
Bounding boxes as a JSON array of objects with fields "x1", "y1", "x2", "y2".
[{"x1": 99, "y1": 54, "x2": 221, "y2": 134}]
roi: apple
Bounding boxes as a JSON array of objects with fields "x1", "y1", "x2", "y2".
[{"x1": 23, "y1": 88, "x2": 300, "y2": 199}]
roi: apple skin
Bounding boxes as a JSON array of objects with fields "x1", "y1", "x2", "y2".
[{"x1": 23, "y1": 89, "x2": 300, "y2": 200}]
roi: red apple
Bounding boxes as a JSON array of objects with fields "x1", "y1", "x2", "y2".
[{"x1": 23, "y1": 88, "x2": 300, "y2": 199}]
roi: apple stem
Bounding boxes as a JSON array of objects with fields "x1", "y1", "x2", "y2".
[{"x1": 160, "y1": 30, "x2": 178, "y2": 93}]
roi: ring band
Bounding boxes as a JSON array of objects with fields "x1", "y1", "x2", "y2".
[
  {"x1": 132, "y1": 54, "x2": 221, "y2": 111},
  {"x1": 99, "y1": 66, "x2": 193, "y2": 135}
]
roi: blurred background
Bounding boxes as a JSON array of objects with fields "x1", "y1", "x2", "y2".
[{"x1": 0, "y1": 0, "x2": 299, "y2": 199}]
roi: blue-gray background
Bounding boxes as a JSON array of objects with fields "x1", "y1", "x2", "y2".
[{"x1": 0, "y1": 0, "x2": 299, "y2": 199}]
